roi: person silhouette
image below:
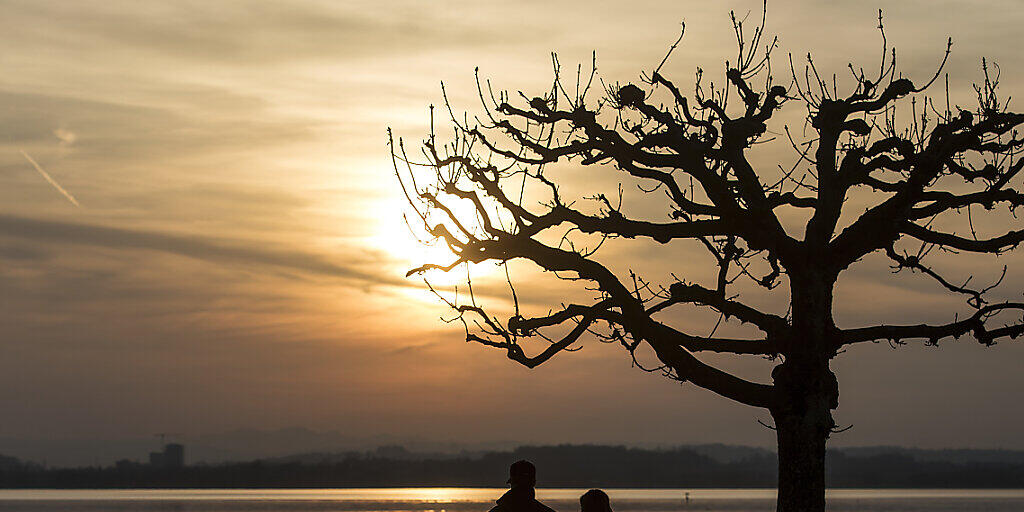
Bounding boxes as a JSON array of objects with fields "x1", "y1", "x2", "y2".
[
  {"x1": 489, "y1": 460, "x2": 557, "y2": 512},
  {"x1": 579, "y1": 489, "x2": 612, "y2": 512}
]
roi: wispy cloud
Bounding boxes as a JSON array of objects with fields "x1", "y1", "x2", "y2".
[
  {"x1": 0, "y1": 213, "x2": 406, "y2": 288},
  {"x1": 20, "y1": 149, "x2": 80, "y2": 207}
]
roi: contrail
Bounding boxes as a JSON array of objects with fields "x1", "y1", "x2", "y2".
[{"x1": 20, "y1": 149, "x2": 80, "y2": 207}]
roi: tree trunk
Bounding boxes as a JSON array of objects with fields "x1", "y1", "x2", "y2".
[
  {"x1": 774, "y1": 405, "x2": 830, "y2": 512},
  {"x1": 772, "y1": 268, "x2": 839, "y2": 512},
  {"x1": 770, "y1": 360, "x2": 838, "y2": 512}
]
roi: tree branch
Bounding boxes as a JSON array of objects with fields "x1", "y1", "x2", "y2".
[
  {"x1": 901, "y1": 222, "x2": 1024, "y2": 254},
  {"x1": 839, "y1": 303, "x2": 1024, "y2": 346}
]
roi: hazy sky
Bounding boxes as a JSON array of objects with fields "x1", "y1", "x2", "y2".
[{"x1": 3, "y1": 0, "x2": 1024, "y2": 451}]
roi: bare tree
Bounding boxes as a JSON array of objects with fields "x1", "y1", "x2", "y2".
[{"x1": 390, "y1": 6, "x2": 1024, "y2": 511}]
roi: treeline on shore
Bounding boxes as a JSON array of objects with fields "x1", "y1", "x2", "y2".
[{"x1": 1, "y1": 444, "x2": 1023, "y2": 488}]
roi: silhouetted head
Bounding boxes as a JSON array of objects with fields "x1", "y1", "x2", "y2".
[
  {"x1": 580, "y1": 489, "x2": 612, "y2": 512},
  {"x1": 507, "y1": 459, "x2": 536, "y2": 488}
]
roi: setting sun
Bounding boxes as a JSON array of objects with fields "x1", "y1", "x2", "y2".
[{"x1": 4, "y1": 2, "x2": 1024, "y2": 511}]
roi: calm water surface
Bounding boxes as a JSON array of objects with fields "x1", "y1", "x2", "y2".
[{"x1": 1, "y1": 488, "x2": 1022, "y2": 511}]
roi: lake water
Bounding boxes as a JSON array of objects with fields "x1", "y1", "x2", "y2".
[{"x1": 1, "y1": 488, "x2": 1023, "y2": 512}]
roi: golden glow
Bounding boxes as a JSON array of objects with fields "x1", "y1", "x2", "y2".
[
  {"x1": 5, "y1": 0, "x2": 1024, "y2": 449},
  {"x1": 366, "y1": 189, "x2": 501, "y2": 290}
]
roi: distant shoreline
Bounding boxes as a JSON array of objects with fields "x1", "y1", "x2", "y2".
[{"x1": 3, "y1": 444, "x2": 1023, "y2": 489}]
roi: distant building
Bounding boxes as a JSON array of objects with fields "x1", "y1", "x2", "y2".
[{"x1": 149, "y1": 443, "x2": 185, "y2": 468}]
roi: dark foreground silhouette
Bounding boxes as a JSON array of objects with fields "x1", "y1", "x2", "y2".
[
  {"x1": 390, "y1": 1, "x2": 1024, "y2": 510},
  {"x1": 580, "y1": 489, "x2": 613, "y2": 512},
  {"x1": 2, "y1": 444, "x2": 1023, "y2": 488},
  {"x1": 489, "y1": 461, "x2": 556, "y2": 512}
]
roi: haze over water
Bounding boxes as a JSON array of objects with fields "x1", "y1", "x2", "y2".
[{"x1": 2, "y1": 489, "x2": 1024, "y2": 512}]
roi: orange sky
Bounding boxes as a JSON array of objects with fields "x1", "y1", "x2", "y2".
[{"x1": 2, "y1": 0, "x2": 1024, "y2": 450}]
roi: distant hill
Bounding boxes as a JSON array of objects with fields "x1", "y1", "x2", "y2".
[
  {"x1": 837, "y1": 446, "x2": 1024, "y2": 466},
  {"x1": 0, "y1": 454, "x2": 33, "y2": 472},
  {"x1": 0, "y1": 430, "x2": 523, "y2": 467},
  {"x1": 2, "y1": 444, "x2": 1023, "y2": 488},
  {"x1": 10, "y1": 426, "x2": 1022, "y2": 470}
]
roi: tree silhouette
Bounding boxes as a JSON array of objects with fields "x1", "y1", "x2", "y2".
[{"x1": 390, "y1": 6, "x2": 1024, "y2": 512}]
